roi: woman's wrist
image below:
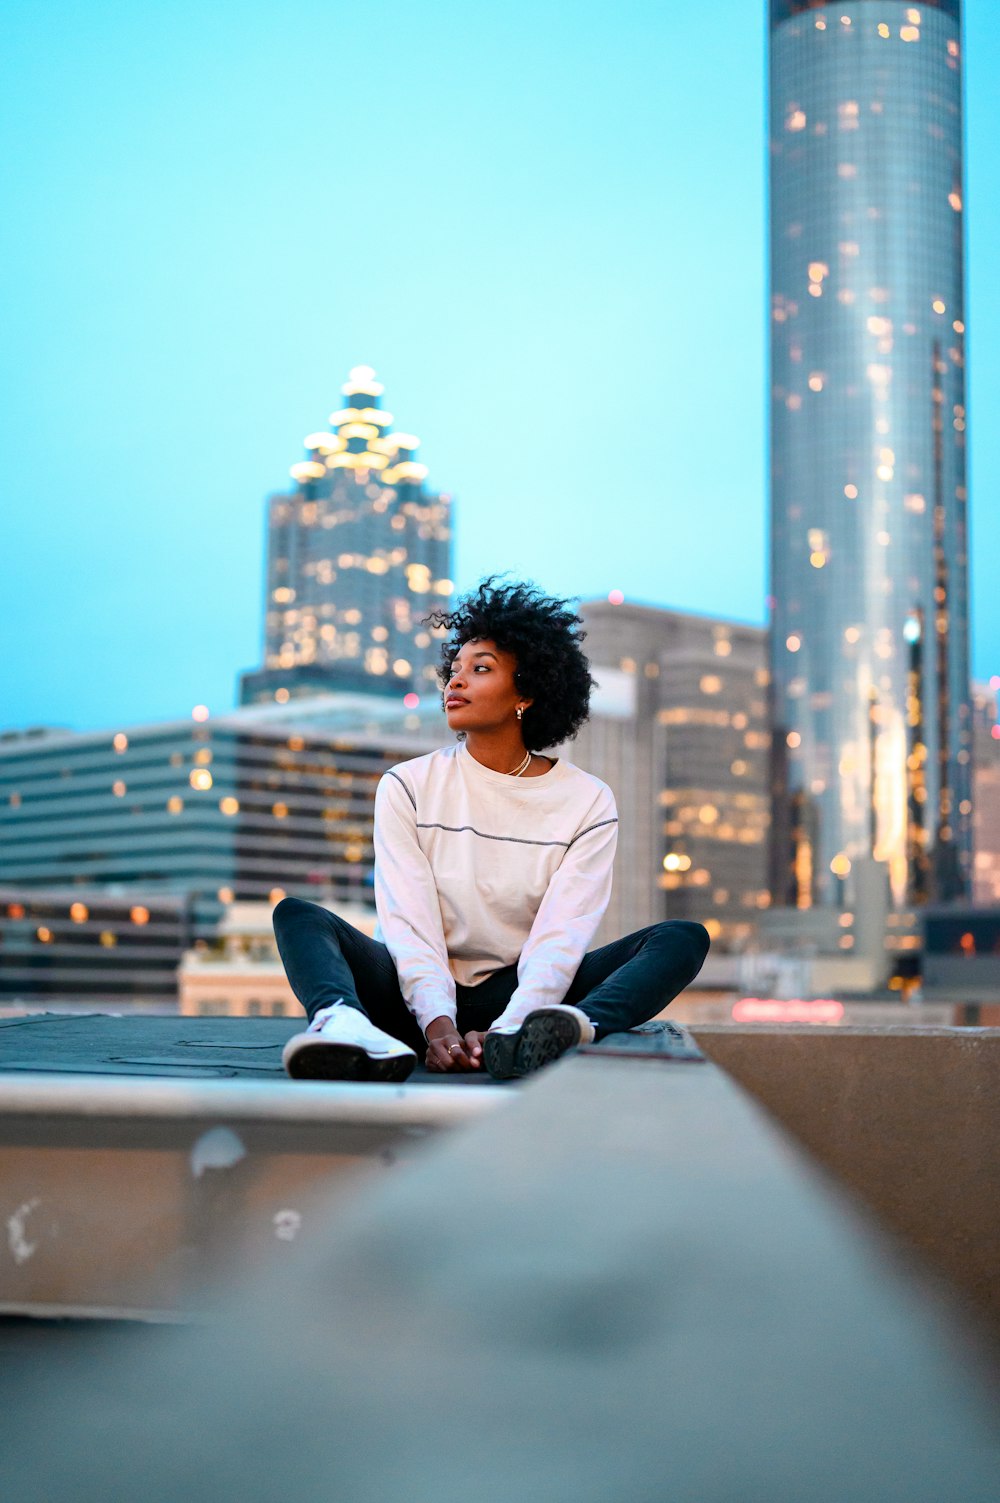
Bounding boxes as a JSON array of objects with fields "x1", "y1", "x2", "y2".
[{"x1": 424, "y1": 1014, "x2": 459, "y2": 1041}]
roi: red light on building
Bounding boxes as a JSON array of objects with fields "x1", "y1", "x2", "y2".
[{"x1": 732, "y1": 997, "x2": 845, "y2": 1025}]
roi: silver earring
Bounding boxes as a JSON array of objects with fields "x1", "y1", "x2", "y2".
[{"x1": 516, "y1": 707, "x2": 523, "y2": 720}]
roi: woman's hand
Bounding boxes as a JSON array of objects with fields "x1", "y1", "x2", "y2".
[{"x1": 424, "y1": 1015, "x2": 478, "y2": 1072}]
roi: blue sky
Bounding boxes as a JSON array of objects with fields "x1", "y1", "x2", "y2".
[{"x1": 1, "y1": 0, "x2": 997, "y2": 732}]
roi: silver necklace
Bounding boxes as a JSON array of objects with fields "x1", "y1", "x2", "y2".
[{"x1": 507, "y1": 750, "x2": 532, "y2": 777}]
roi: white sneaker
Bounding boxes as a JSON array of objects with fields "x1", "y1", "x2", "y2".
[
  {"x1": 282, "y1": 1002, "x2": 417, "y2": 1082},
  {"x1": 483, "y1": 1005, "x2": 596, "y2": 1081}
]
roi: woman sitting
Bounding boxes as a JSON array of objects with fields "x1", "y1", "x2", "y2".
[{"x1": 275, "y1": 578, "x2": 710, "y2": 1082}]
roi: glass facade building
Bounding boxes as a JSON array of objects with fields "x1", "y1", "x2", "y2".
[
  {"x1": 571, "y1": 602, "x2": 771, "y2": 953},
  {"x1": 240, "y1": 366, "x2": 453, "y2": 707},
  {"x1": 0, "y1": 707, "x2": 437, "y2": 1005},
  {"x1": 768, "y1": 1, "x2": 971, "y2": 917}
]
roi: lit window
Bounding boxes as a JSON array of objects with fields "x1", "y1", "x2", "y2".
[
  {"x1": 219, "y1": 797, "x2": 239, "y2": 816},
  {"x1": 900, "y1": 25, "x2": 919, "y2": 41},
  {"x1": 845, "y1": 626, "x2": 861, "y2": 644},
  {"x1": 113, "y1": 733, "x2": 128, "y2": 753},
  {"x1": 99, "y1": 931, "x2": 116, "y2": 948},
  {"x1": 948, "y1": 192, "x2": 962, "y2": 212},
  {"x1": 190, "y1": 769, "x2": 213, "y2": 791},
  {"x1": 218, "y1": 887, "x2": 234, "y2": 904},
  {"x1": 786, "y1": 635, "x2": 801, "y2": 653},
  {"x1": 830, "y1": 854, "x2": 851, "y2": 877},
  {"x1": 787, "y1": 732, "x2": 801, "y2": 748},
  {"x1": 877, "y1": 22, "x2": 890, "y2": 38},
  {"x1": 393, "y1": 658, "x2": 411, "y2": 677},
  {"x1": 273, "y1": 802, "x2": 289, "y2": 819},
  {"x1": 808, "y1": 373, "x2": 824, "y2": 392},
  {"x1": 192, "y1": 705, "x2": 210, "y2": 722},
  {"x1": 37, "y1": 926, "x2": 53, "y2": 943},
  {"x1": 130, "y1": 906, "x2": 150, "y2": 926},
  {"x1": 269, "y1": 888, "x2": 286, "y2": 906},
  {"x1": 786, "y1": 109, "x2": 807, "y2": 132},
  {"x1": 905, "y1": 7, "x2": 920, "y2": 22},
  {"x1": 112, "y1": 780, "x2": 127, "y2": 797},
  {"x1": 167, "y1": 796, "x2": 183, "y2": 814},
  {"x1": 70, "y1": 903, "x2": 88, "y2": 923},
  {"x1": 700, "y1": 675, "x2": 722, "y2": 695},
  {"x1": 844, "y1": 484, "x2": 858, "y2": 499},
  {"x1": 932, "y1": 298, "x2": 946, "y2": 315}
]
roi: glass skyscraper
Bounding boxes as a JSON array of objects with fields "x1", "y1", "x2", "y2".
[
  {"x1": 768, "y1": 1, "x2": 971, "y2": 919},
  {"x1": 240, "y1": 366, "x2": 453, "y2": 707}
]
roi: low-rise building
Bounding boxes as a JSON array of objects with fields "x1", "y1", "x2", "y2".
[{"x1": 0, "y1": 700, "x2": 438, "y2": 1008}]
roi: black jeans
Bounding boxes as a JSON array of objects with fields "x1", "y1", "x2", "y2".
[{"x1": 273, "y1": 897, "x2": 710, "y2": 1052}]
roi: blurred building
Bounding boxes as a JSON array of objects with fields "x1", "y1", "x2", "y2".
[
  {"x1": 570, "y1": 600, "x2": 770, "y2": 955},
  {"x1": 768, "y1": 2, "x2": 972, "y2": 936},
  {"x1": 972, "y1": 680, "x2": 1000, "y2": 903},
  {"x1": 177, "y1": 900, "x2": 377, "y2": 1018},
  {"x1": 0, "y1": 703, "x2": 439, "y2": 1009},
  {"x1": 240, "y1": 366, "x2": 453, "y2": 708}
]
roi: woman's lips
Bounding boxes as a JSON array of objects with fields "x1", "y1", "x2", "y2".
[{"x1": 445, "y1": 696, "x2": 469, "y2": 708}]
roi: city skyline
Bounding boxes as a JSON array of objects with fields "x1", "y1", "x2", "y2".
[{"x1": 2, "y1": 0, "x2": 1000, "y2": 736}]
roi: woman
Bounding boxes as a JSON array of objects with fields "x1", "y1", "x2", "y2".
[{"x1": 274, "y1": 578, "x2": 710, "y2": 1082}]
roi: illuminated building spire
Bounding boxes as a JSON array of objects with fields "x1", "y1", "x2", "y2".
[{"x1": 239, "y1": 368, "x2": 453, "y2": 708}]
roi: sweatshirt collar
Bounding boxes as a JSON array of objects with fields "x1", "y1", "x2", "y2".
[{"x1": 456, "y1": 740, "x2": 563, "y2": 789}]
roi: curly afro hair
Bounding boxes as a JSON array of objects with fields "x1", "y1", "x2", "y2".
[{"x1": 425, "y1": 576, "x2": 595, "y2": 751}]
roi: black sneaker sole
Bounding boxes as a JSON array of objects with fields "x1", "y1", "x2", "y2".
[
  {"x1": 284, "y1": 1041, "x2": 416, "y2": 1083},
  {"x1": 483, "y1": 1009, "x2": 584, "y2": 1081}
]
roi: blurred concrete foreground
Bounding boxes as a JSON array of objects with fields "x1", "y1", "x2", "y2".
[{"x1": 1, "y1": 1018, "x2": 999, "y2": 1501}]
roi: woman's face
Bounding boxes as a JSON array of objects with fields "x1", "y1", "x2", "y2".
[{"x1": 444, "y1": 638, "x2": 531, "y2": 735}]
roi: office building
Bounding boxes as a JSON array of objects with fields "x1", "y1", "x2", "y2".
[
  {"x1": 971, "y1": 680, "x2": 1000, "y2": 904},
  {"x1": 570, "y1": 600, "x2": 770, "y2": 953},
  {"x1": 768, "y1": 2, "x2": 972, "y2": 923},
  {"x1": 240, "y1": 366, "x2": 453, "y2": 707},
  {"x1": 0, "y1": 702, "x2": 439, "y2": 1007}
]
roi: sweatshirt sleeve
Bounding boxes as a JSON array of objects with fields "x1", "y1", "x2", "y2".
[
  {"x1": 490, "y1": 787, "x2": 618, "y2": 1030},
  {"x1": 373, "y1": 770, "x2": 457, "y2": 1032}
]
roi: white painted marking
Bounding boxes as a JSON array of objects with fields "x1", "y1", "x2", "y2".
[
  {"x1": 7, "y1": 1199, "x2": 41, "y2": 1264},
  {"x1": 273, "y1": 1209, "x2": 302, "y2": 1242},
  {"x1": 190, "y1": 1127, "x2": 246, "y2": 1178}
]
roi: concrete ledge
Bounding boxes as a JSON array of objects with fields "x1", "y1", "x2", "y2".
[
  {"x1": 0, "y1": 1072, "x2": 511, "y2": 1127},
  {"x1": 691, "y1": 1025, "x2": 1000, "y2": 1339},
  {"x1": 3, "y1": 1049, "x2": 999, "y2": 1501}
]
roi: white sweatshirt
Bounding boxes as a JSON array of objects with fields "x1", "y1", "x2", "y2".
[{"x1": 373, "y1": 741, "x2": 618, "y2": 1033}]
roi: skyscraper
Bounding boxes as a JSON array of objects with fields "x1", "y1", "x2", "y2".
[
  {"x1": 768, "y1": 2, "x2": 971, "y2": 922},
  {"x1": 240, "y1": 367, "x2": 453, "y2": 707}
]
